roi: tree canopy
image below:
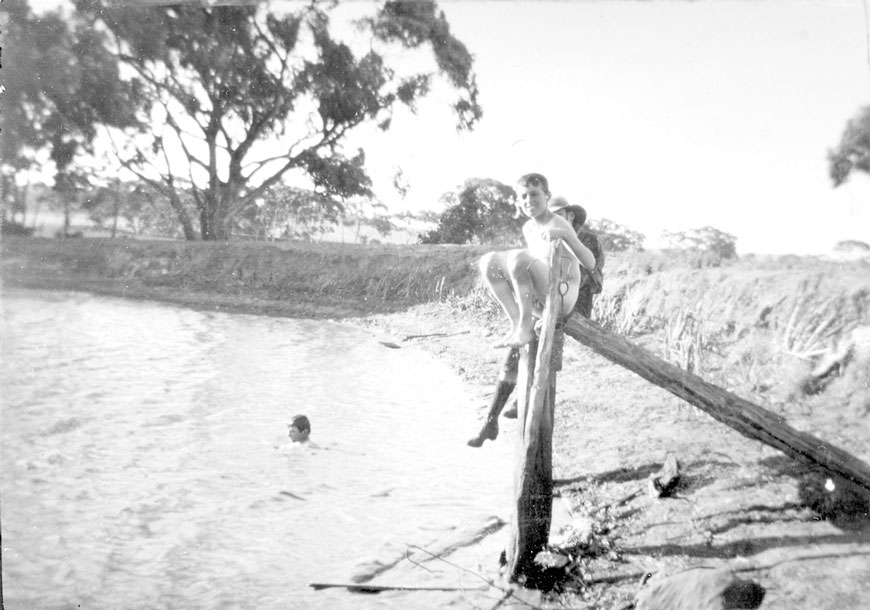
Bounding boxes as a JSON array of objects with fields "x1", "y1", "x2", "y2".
[
  {"x1": 6, "y1": 0, "x2": 482, "y2": 240},
  {"x1": 588, "y1": 218, "x2": 645, "y2": 252},
  {"x1": 420, "y1": 178, "x2": 521, "y2": 245},
  {"x1": 662, "y1": 226, "x2": 737, "y2": 259},
  {"x1": 829, "y1": 105, "x2": 870, "y2": 188},
  {"x1": 1, "y1": 0, "x2": 140, "y2": 187}
]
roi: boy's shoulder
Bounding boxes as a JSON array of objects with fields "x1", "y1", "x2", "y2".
[{"x1": 539, "y1": 212, "x2": 572, "y2": 230}]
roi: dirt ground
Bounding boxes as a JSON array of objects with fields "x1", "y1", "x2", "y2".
[{"x1": 344, "y1": 301, "x2": 870, "y2": 609}]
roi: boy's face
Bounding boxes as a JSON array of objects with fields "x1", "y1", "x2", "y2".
[
  {"x1": 555, "y1": 209, "x2": 574, "y2": 225},
  {"x1": 288, "y1": 424, "x2": 309, "y2": 443},
  {"x1": 517, "y1": 183, "x2": 549, "y2": 218}
]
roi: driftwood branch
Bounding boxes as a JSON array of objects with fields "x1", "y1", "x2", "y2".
[
  {"x1": 563, "y1": 316, "x2": 870, "y2": 493},
  {"x1": 351, "y1": 516, "x2": 505, "y2": 583},
  {"x1": 403, "y1": 330, "x2": 472, "y2": 340},
  {"x1": 407, "y1": 545, "x2": 548, "y2": 610},
  {"x1": 308, "y1": 582, "x2": 488, "y2": 593}
]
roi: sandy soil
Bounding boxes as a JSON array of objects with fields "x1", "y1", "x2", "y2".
[{"x1": 343, "y1": 301, "x2": 870, "y2": 609}]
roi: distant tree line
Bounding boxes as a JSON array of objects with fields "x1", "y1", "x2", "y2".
[
  {"x1": 662, "y1": 226, "x2": 737, "y2": 260},
  {"x1": 419, "y1": 178, "x2": 649, "y2": 252}
]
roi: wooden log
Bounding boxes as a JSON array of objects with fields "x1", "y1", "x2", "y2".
[
  {"x1": 309, "y1": 582, "x2": 489, "y2": 593},
  {"x1": 351, "y1": 515, "x2": 506, "y2": 583},
  {"x1": 505, "y1": 242, "x2": 563, "y2": 583},
  {"x1": 563, "y1": 315, "x2": 870, "y2": 493}
]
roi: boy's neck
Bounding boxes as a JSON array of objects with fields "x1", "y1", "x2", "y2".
[{"x1": 530, "y1": 209, "x2": 554, "y2": 224}]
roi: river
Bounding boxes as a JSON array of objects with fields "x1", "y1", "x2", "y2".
[{"x1": 0, "y1": 288, "x2": 515, "y2": 609}]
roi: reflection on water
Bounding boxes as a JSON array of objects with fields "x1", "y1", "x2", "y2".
[{"x1": 1, "y1": 289, "x2": 514, "y2": 609}]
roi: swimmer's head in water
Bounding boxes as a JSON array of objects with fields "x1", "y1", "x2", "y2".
[{"x1": 288, "y1": 414, "x2": 311, "y2": 442}]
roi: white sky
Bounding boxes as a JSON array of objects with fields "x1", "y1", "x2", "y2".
[
  {"x1": 350, "y1": 0, "x2": 870, "y2": 254},
  {"x1": 27, "y1": 0, "x2": 870, "y2": 254}
]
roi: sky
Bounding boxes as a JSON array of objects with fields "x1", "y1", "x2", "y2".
[
  {"x1": 26, "y1": 0, "x2": 870, "y2": 254},
  {"x1": 347, "y1": 0, "x2": 870, "y2": 254}
]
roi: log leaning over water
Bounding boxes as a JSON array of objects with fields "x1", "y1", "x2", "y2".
[{"x1": 563, "y1": 315, "x2": 870, "y2": 494}]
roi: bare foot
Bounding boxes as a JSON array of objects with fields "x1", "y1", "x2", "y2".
[
  {"x1": 467, "y1": 418, "x2": 499, "y2": 447},
  {"x1": 492, "y1": 329, "x2": 518, "y2": 349},
  {"x1": 502, "y1": 326, "x2": 535, "y2": 348}
]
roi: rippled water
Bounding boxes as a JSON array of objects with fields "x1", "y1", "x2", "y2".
[{"x1": 1, "y1": 289, "x2": 514, "y2": 609}]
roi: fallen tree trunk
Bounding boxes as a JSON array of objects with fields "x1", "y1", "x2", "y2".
[{"x1": 563, "y1": 315, "x2": 870, "y2": 494}]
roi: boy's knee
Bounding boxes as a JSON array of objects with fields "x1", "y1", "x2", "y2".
[
  {"x1": 505, "y1": 250, "x2": 529, "y2": 274},
  {"x1": 479, "y1": 252, "x2": 496, "y2": 274}
]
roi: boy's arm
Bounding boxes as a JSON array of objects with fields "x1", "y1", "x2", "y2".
[
  {"x1": 578, "y1": 229, "x2": 604, "y2": 291},
  {"x1": 546, "y1": 218, "x2": 596, "y2": 270}
]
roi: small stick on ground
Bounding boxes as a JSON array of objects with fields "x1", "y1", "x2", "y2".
[
  {"x1": 403, "y1": 330, "x2": 472, "y2": 340},
  {"x1": 308, "y1": 582, "x2": 489, "y2": 593}
]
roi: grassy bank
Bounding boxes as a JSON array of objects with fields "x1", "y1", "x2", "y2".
[
  {"x1": 4, "y1": 236, "x2": 868, "y2": 420},
  {"x1": 593, "y1": 251, "x2": 870, "y2": 418},
  {"x1": 1, "y1": 237, "x2": 489, "y2": 318}
]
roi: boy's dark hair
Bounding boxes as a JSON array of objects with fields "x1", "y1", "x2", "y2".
[
  {"x1": 291, "y1": 414, "x2": 311, "y2": 433},
  {"x1": 517, "y1": 172, "x2": 550, "y2": 195}
]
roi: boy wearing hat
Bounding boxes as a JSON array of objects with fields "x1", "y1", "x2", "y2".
[{"x1": 549, "y1": 196, "x2": 604, "y2": 318}]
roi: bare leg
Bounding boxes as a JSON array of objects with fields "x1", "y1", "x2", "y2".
[
  {"x1": 497, "y1": 251, "x2": 540, "y2": 348},
  {"x1": 467, "y1": 380, "x2": 516, "y2": 447},
  {"x1": 479, "y1": 251, "x2": 522, "y2": 346}
]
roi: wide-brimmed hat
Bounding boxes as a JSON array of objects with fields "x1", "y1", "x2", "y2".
[{"x1": 549, "y1": 196, "x2": 587, "y2": 226}]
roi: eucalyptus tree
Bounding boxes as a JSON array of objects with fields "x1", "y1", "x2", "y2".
[
  {"x1": 587, "y1": 218, "x2": 645, "y2": 252},
  {"x1": 0, "y1": 0, "x2": 140, "y2": 213},
  {"x1": 420, "y1": 178, "x2": 520, "y2": 246},
  {"x1": 662, "y1": 226, "x2": 737, "y2": 259},
  {"x1": 236, "y1": 184, "x2": 344, "y2": 241},
  {"x1": 829, "y1": 105, "x2": 870, "y2": 188},
  {"x1": 75, "y1": 0, "x2": 481, "y2": 240}
]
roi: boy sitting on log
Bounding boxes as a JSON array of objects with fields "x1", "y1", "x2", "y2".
[
  {"x1": 469, "y1": 173, "x2": 596, "y2": 446},
  {"x1": 469, "y1": 178, "x2": 603, "y2": 447},
  {"x1": 481, "y1": 172, "x2": 596, "y2": 348}
]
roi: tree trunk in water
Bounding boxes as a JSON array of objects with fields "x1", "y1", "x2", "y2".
[{"x1": 563, "y1": 315, "x2": 870, "y2": 493}]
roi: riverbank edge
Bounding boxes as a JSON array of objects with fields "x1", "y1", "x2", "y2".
[{"x1": 5, "y1": 237, "x2": 870, "y2": 609}]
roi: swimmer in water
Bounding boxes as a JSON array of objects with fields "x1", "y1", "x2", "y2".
[{"x1": 288, "y1": 414, "x2": 311, "y2": 443}]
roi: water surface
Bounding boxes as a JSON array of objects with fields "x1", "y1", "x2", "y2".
[{"x1": 1, "y1": 289, "x2": 514, "y2": 609}]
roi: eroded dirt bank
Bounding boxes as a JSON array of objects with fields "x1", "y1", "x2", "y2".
[{"x1": 347, "y1": 300, "x2": 870, "y2": 609}]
